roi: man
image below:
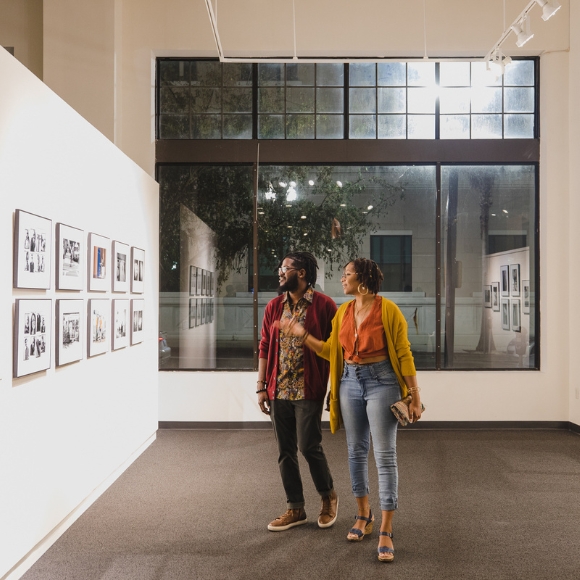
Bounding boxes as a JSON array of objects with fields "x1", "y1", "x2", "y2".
[{"x1": 257, "y1": 251, "x2": 338, "y2": 532}]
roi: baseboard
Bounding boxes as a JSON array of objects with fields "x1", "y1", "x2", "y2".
[
  {"x1": 569, "y1": 422, "x2": 580, "y2": 435},
  {"x1": 2, "y1": 432, "x2": 157, "y2": 580}
]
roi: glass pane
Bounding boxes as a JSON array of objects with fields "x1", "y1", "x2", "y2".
[
  {"x1": 441, "y1": 165, "x2": 537, "y2": 369},
  {"x1": 349, "y1": 88, "x2": 376, "y2": 113},
  {"x1": 223, "y1": 63, "x2": 253, "y2": 86},
  {"x1": 440, "y1": 62, "x2": 471, "y2": 86},
  {"x1": 191, "y1": 61, "x2": 222, "y2": 86},
  {"x1": 407, "y1": 87, "x2": 436, "y2": 114},
  {"x1": 158, "y1": 165, "x2": 254, "y2": 369},
  {"x1": 349, "y1": 115, "x2": 376, "y2": 138},
  {"x1": 408, "y1": 115, "x2": 435, "y2": 138},
  {"x1": 378, "y1": 88, "x2": 406, "y2": 113},
  {"x1": 258, "y1": 63, "x2": 284, "y2": 86},
  {"x1": 223, "y1": 115, "x2": 252, "y2": 139},
  {"x1": 316, "y1": 88, "x2": 344, "y2": 113},
  {"x1": 378, "y1": 115, "x2": 406, "y2": 139},
  {"x1": 159, "y1": 60, "x2": 190, "y2": 86},
  {"x1": 191, "y1": 88, "x2": 221, "y2": 113},
  {"x1": 377, "y1": 62, "x2": 406, "y2": 86},
  {"x1": 191, "y1": 115, "x2": 221, "y2": 139},
  {"x1": 440, "y1": 115, "x2": 470, "y2": 139},
  {"x1": 286, "y1": 64, "x2": 314, "y2": 86},
  {"x1": 504, "y1": 60, "x2": 534, "y2": 86},
  {"x1": 159, "y1": 115, "x2": 189, "y2": 138},
  {"x1": 258, "y1": 115, "x2": 284, "y2": 139},
  {"x1": 316, "y1": 115, "x2": 343, "y2": 138},
  {"x1": 471, "y1": 87, "x2": 502, "y2": 113},
  {"x1": 439, "y1": 88, "x2": 470, "y2": 114},
  {"x1": 316, "y1": 63, "x2": 344, "y2": 86},
  {"x1": 349, "y1": 63, "x2": 376, "y2": 86},
  {"x1": 159, "y1": 87, "x2": 189, "y2": 114},
  {"x1": 286, "y1": 87, "x2": 315, "y2": 113},
  {"x1": 286, "y1": 115, "x2": 315, "y2": 139},
  {"x1": 407, "y1": 62, "x2": 435, "y2": 86},
  {"x1": 471, "y1": 62, "x2": 501, "y2": 87},
  {"x1": 223, "y1": 88, "x2": 252, "y2": 113},
  {"x1": 472, "y1": 115, "x2": 502, "y2": 139},
  {"x1": 504, "y1": 87, "x2": 535, "y2": 113},
  {"x1": 504, "y1": 114, "x2": 534, "y2": 138},
  {"x1": 258, "y1": 88, "x2": 284, "y2": 113}
]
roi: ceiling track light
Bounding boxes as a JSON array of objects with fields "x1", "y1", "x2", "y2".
[
  {"x1": 512, "y1": 15, "x2": 534, "y2": 48},
  {"x1": 536, "y1": 0, "x2": 561, "y2": 21}
]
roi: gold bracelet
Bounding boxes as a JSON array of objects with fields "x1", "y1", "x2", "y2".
[
  {"x1": 302, "y1": 331, "x2": 309, "y2": 342},
  {"x1": 407, "y1": 386, "x2": 421, "y2": 393}
]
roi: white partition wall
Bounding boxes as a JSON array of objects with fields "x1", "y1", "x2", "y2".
[{"x1": 0, "y1": 49, "x2": 159, "y2": 579}]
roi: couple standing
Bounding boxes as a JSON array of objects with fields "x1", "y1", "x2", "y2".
[{"x1": 257, "y1": 251, "x2": 422, "y2": 563}]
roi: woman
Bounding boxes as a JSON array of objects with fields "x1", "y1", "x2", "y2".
[{"x1": 279, "y1": 258, "x2": 422, "y2": 563}]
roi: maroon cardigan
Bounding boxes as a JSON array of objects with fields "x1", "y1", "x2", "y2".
[{"x1": 259, "y1": 291, "x2": 337, "y2": 401}]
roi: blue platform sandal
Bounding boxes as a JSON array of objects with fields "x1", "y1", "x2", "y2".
[
  {"x1": 377, "y1": 531, "x2": 395, "y2": 562},
  {"x1": 346, "y1": 510, "x2": 374, "y2": 541}
]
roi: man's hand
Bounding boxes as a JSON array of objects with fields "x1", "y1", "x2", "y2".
[{"x1": 258, "y1": 390, "x2": 271, "y2": 415}]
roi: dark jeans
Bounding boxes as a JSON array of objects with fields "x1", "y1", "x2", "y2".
[{"x1": 270, "y1": 398, "x2": 334, "y2": 509}]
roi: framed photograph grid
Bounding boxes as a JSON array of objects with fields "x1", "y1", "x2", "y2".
[
  {"x1": 56, "y1": 223, "x2": 83, "y2": 291},
  {"x1": 510, "y1": 264, "x2": 520, "y2": 297},
  {"x1": 88, "y1": 299, "x2": 110, "y2": 357},
  {"x1": 14, "y1": 299, "x2": 52, "y2": 378},
  {"x1": 56, "y1": 299, "x2": 83, "y2": 366},
  {"x1": 522, "y1": 280, "x2": 531, "y2": 314},
  {"x1": 500, "y1": 265, "x2": 509, "y2": 297},
  {"x1": 88, "y1": 233, "x2": 110, "y2": 292},
  {"x1": 131, "y1": 299, "x2": 144, "y2": 344},
  {"x1": 113, "y1": 299, "x2": 130, "y2": 350},
  {"x1": 131, "y1": 247, "x2": 145, "y2": 293},
  {"x1": 113, "y1": 241, "x2": 130, "y2": 293},
  {"x1": 491, "y1": 282, "x2": 500, "y2": 312},
  {"x1": 483, "y1": 285, "x2": 492, "y2": 308},
  {"x1": 14, "y1": 209, "x2": 52, "y2": 290}
]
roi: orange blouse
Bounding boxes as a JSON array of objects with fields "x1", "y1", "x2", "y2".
[{"x1": 339, "y1": 295, "x2": 388, "y2": 363}]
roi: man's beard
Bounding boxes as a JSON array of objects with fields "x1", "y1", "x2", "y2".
[{"x1": 278, "y1": 274, "x2": 299, "y2": 295}]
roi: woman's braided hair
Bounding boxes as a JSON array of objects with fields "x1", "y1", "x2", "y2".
[
  {"x1": 282, "y1": 251, "x2": 318, "y2": 287},
  {"x1": 351, "y1": 257, "x2": 383, "y2": 295}
]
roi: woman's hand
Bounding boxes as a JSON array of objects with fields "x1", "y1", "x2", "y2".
[
  {"x1": 275, "y1": 317, "x2": 305, "y2": 337},
  {"x1": 408, "y1": 396, "x2": 422, "y2": 423}
]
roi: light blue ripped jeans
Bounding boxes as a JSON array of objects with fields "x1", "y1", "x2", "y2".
[{"x1": 339, "y1": 359, "x2": 400, "y2": 512}]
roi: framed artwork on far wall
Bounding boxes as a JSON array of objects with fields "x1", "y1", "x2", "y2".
[
  {"x1": 201, "y1": 269, "x2": 206, "y2": 296},
  {"x1": 112, "y1": 241, "x2": 130, "y2": 293},
  {"x1": 189, "y1": 298, "x2": 197, "y2": 328},
  {"x1": 522, "y1": 280, "x2": 530, "y2": 314},
  {"x1": 14, "y1": 209, "x2": 52, "y2": 289},
  {"x1": 56, "y1": 299, "x2": 83, "y2": 366},
  {"x1": 14, "y1": 299, "x2": 52, "y2": 378},
  {"x1": 501, "y1": 299, "x2": 510, "y2": 331},
  {"x1": 88, "y1": 299, "x2": 110, "y2": 357},
  {"x1": 189, "y1": 266, "x2": 197, "y2": 296},
  {"x1": 195, "y1": 267, "x2": 201, "y2": 294},
  {"x1": 483, "y1": 285, "x2": 492, "y2": 308},
  {"x1": 500, "y1": 265, "x2": 509, "y2": 297},
  {"x1": 131, "y1": 299, "x2": 144, "y2": 344},
  {"x1": 511, "y1": 299, "x2": 521, "y2": 332},
  {"x1": 196, "y1": 298, "x2": 201, "y2": 326},
  {"x1": 112, "y1": 299, "x2": 130, "y2": 350},
  {"x1": 491, "y1": 282, "x2": 500, "y2": 312},
  {"x1": 88, "y1": 233, "x2": 110, "y2": 291},
  {"x1": 510, "y1": 264, "x2": 520, "y2": 297},
  {"x1": 56, "y1": 223, "x2": 83, "y2": 291},
  {"x1": 131, "y1": 247, "x2": 145, "y2": 293}
]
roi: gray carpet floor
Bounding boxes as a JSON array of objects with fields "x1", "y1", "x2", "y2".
[{"x1": 22, "y1": 428, "x2": 580, "y2": 580}]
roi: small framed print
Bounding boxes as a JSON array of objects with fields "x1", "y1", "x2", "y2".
[
  {"x1": 483, "y1": 285, "x2": 492, "y2": 308},
  {"x1": 189, "y1": 298, "x2": 197, "y2": 328},
  {"x1": 510, "y1": 264, "x2": 520, "y2": 297},
  {"x1": 112, "y1": 299, "x2": 130, "y2": 350},
  {"x1": 195, "y1": 267, "x2": 201, "y2": 294},
  {"x1": 14, "y1": 209, "x2": 52, "y2": 289},
  {"x1": 131, "y1": 299, "x2": 144, "y2": 344},
  {"x1": 210, "y1": 272, "x2": 214, "y2": 296},
  {"x1": 501, "y1": 299, "x2": 510, "y2": 331},
  {"x1": 88, "y1": 233, "x2": 110, "y2": 291},
  {"x1": 131, "y1": 247, "x2": 145, "y2": 293},
  {"x1": 491, "y1": 282, "x2": 500, "y2": 312},
  {"x1": 522, "y1": 280, "x2": 530, "y2": 314},
  {"x1": 500, "y1": 265, "x2": 509, "y2": 297},
  {"x1": 189, "y1": 266, "x2": 197, "y2": 296},
  {"x1": 511, "y1": 299, "x2": 521, "y2": 332},
  {"x1": 208, "y1": 298, "x2": 214, "y2": 323},
  {"x1": 196, "y1": 298, "x2": 201, "y2": 326},
  {"x1": 201, "y1": 270, "x2": 206, "y2": 296},
  {"x1": 56, "y1": 223, "x2": 83, "y2": 290},
  {"x1": 56, "y1": 299, "x2": 83, "y2": 366},
  {"x1": 88, "y1": 299, "x2": 110, "y2": 357},
  {"x1": 201, "y1": 298, "x2": 206, "y2": 324},
  {"x1": 14, "y1": 299, "x2": 52, "y2": 377},
  {"x1": 113, "y1": 241, "x2": 130, "y2": 293}
]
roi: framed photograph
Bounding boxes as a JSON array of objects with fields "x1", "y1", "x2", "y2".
[
  {"x1": 500, "y1": 265, "x2": 509, "y2": 297},
  {"x1": 131, "y1": 299, "x2": 144, "y2": 344},
  {"x1": 88, "y1": 299, "x2": 110, "y2": 357},
  {"x1": 196, "y1": 298, "x2": 201, "y2": 326},
  {"x1": 201, "y1": 269, "x2": 206, "y2": 296},
  {"x1": 14, "y1": 209, "x2": 52, "y2": 289},
  {"x1": 195, "y1": 267, "x2": 201, "y2": 294},
  {"x1": 522, "y1": 280, "x2": 530, "y2": 314},
  {"x1": 511, "y1": 299, "x2": 521, "y2": 332},
  {"x1": 131, "y1": 247, "x2": 145, "y2": 293},
  {"x1": 14, "y1": 299, "x2": 52, "y2": 377},
  {"x1": 189, "y1": 266, "x2": 197, "y2": 296},
  {"x1": 56, "y1": 299, "x2": 83, "y2": 366},
  {"x1": 56, "y1": 223, "x2": 83, "y2": 291},
  {"x1": 88, "y1": 233, "x2": 110, "y2": 291},
  {"x1": 112, "y1": 299, "x2": 130, "y2": 350},
  {"x1": 210, "y1": 272, "x2": 214, "y2": 296},
  {"x1": 189, "y1": 298, "x2": 197, "y2": 328},
  {"x1": 483, "y1": 285, "x2": 492, "y2": 308},
  {"x1": 491, "y1": 282, "x2": 500, "y2": 312},
  {"x1": 113, "y1": 241, "x2": 130, "y2": 293},
  {"x1": 501, "y1": 299, "x2": 510, "y2": 331},
  {"x1": 208, "y1": 298, "x2": 214, "y2": 323},
  {"x1": 510, "y1": 264, "x2": 520, "y2": 297}
]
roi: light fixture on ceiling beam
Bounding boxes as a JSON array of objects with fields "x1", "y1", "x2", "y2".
[
  {"x1": 486, "y1": 49, "x2": 512, "y2": 82},
  {"x1": 536, "y1": 0, "x2": 561, "y2": 21},
  {"x1": 512, "y1": 15, "x2": 534, "y2": 48}
]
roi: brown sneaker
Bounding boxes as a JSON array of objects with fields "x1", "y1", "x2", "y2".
[
  {"x1": 267, "y1": 508, "x2": 307, "y2": 532},
  {"x1": 318, "y1": 490, "x2": 339, "y2": 528}
]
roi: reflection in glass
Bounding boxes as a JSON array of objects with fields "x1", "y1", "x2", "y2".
[
  {"x1": 258, "y1": 88, "x2": 284, "y2": 113},
  {"x1": 258, "y1": 63, "x2": 284, "y2": 86},
  {"x1": 350, "y1": 63, "x2": 376, "y2": 86},
  {"x1": 223, "y1": 88, "x2": 252, "y2": 113},
  {"x1": 316, "y1": 115, "x2": 343, "y2": 138},
  {"x1": 378, "y1": 62, "x2": 406, "y2": 86},
  {"x1": 159, "y1": 115, "x2": 189, "y2": 138},
  {"x1": 286, "y1": 87, "x2": 315, "y2": 113},
  {"x1": 472, "y1": 115, "x2": 502, "y2": 139},
  {"x1": 349, "y1": 115, "x2": 376, "y2": 138},
  {"x1": 286, "y1": 114, "x2": 315, "y2": 139},
  {"x1": 504, "y1": 60, "x2": 534, "y2": 86},
  {"x1": 258, "y1": 115, "x2": 285, "y2": 139},
  {"x1": 316, "y1": 88, "x2": 343, "y2": 113},
  {"x1": 191, "y1": 61, "x2": 221, "y2": 86},
  {"x1": 349, "y1": 88, "x2": 377, "y2": 113},
  {"x1": 440, "y1": 115, "x2": 470, "y2": 139},
  {"x1": 223, "y1": 115, "x2": 252, "y2": 139},
  {"x1": 191, "y1": 115, "x2": 221, "y2": 139},
  {"x1": 223, "y1": 63, "x2": 253, "y2": 86},
  {"x1": 378, "y1": 88, "x2": 406, "y2": 113},
  {"x1": 316, "y1": 63, "x2": 344, "y2": 86},
  {"x1": 287, "y1": 63, "x2": 315, "y2": 86},
  {"x1": 191, "y1": 88, "x2": 221, "y2": 113},
  {"x1": 504, "y1": 114, "x2": 534, "y2": 138},
  {"x1": 504, "y1": 87, "x2": 535, "y2": 113},
  {"x1": 378, "y1": 115, "x2": 406, "y2": 139}
]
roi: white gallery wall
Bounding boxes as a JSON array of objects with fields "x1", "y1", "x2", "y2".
[{"x1": 0, "y1": 49, "x2": 159, "y2": 579}]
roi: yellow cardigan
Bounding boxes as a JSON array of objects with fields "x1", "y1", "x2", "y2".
[{"x1": 318, "y1": 297, "x2": 417, "y2": 434}]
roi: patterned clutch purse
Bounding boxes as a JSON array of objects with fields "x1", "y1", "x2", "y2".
[{"x1": 390, "y1": 395, "x2": 425, "y2": 427}]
